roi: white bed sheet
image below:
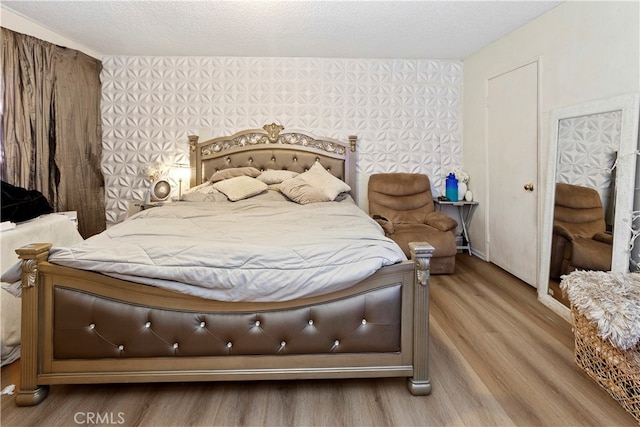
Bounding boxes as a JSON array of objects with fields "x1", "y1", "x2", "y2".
[
  {"x1": 49, "y1": 197, "x2": 407, "y2": 302},
  {"x1": 1, "y1": 214, "x2": 83, "y2": 366}
]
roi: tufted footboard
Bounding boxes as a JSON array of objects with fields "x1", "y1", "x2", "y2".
[
  {"x1": 53, "y1": 284, "x2": 402, "y2": 358},
  {"x1": 14, "y1": 242, "x2": 433, "y2": 406}
]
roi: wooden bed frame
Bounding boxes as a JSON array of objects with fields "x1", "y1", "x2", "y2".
[{"x1": 14, "y1": 124, "x2": 434, "y2": 406}]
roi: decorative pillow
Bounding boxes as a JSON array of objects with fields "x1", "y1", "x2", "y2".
[
  {"x1": 183, "y1": 182, "x2": 218, "y2": 195},
  {"x1": 257, "y1": 169, "x2": 299, "y2": 184},
  {"x1": 213, "y1": 176, "x2": 268, "y2": 201},
  {"x1": 181, "y1": 182, "x2": 227, "y2": 202},
  {"x1": 210, "y1": 167, "x2": 261, "y2": 183},
  {"x1": 279, "y1": 177, "x2": 332, "y2": 204},
  {"x1": 181, "y1": 191, "x2": 228, "y2": 203},
  {"x1": 297, "y1": 162, "x2": 351, "y2": 200},
  {"x1": 252, "y1": 188, "x2": 290, "y2": 202}
]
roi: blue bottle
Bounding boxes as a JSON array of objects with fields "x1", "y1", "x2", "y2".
[{"x1": 445, "y1": 173, "x2": 458, "y2": 201}]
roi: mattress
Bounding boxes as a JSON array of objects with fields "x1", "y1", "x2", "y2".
[{"x1": 48, "y1": 194, "x2": 407, "y2": 302}]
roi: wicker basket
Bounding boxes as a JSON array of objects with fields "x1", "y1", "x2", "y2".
[{"x1": 572, "y1": 307, "x2": 640, "y2": 423}]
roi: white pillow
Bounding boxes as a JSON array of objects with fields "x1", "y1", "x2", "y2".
[
  {"x1": 183, "y1": 182, "x2": 218, "y2": 195},
  {"x1": 257, "y1": 169, "x2": 299, "y2": 184},
  {"x1": 181, "y1": 191, "x2": 228, "y2": 203},
  {"x1": 279, "y1": 177, "x2": 332, "y2": 204},
  {"x1": 298, "y1": 162, "x2": 350, "y2": 200},
  {"x1": 213, "y1": 176, "x2": 268, "y2": 201},
  {"x1": 210, "y1": 167, "x2": 261, "y2": 183},
  {"x1": 252, "y1": 188, "x2": 290, "y2": 202}
]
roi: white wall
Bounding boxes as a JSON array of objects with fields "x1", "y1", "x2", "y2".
[
  {"x1": 0, "y1": 8, "x2": 100, "y2": 59},
  {"x1": 0, "y1": 8, "x2": 465, "y2": 226},
  {"x1": 463, "y1": 1, "x2": 640, "y2": 261},
  {"x1": 100, "y1": 57, "x2": 463, "y2": 223},
  {"x1": 1, "y1": 9, "x2": 462, "y2": 223}
]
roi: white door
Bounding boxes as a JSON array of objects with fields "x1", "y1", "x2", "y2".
[{"x1": 487, "y1": 61, "x2": 538, "y2": 286}]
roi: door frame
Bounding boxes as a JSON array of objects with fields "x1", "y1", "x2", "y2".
[{"x1": 483, "y1": 57, "x2": 543, "y2": 286}]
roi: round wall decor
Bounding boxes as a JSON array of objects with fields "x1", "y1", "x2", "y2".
[{"x1": 150, "y1": 179, "x2": 171, "y2": 202}]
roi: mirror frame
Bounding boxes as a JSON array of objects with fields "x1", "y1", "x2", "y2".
[{"x1": 538, "y1": 93, "x2": 640, "y2": 320}]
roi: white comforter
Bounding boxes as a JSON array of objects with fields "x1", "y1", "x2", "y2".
[
  {"x1": 49, "y1": 197, "x2": 406, "y2": 302},
  {"x1": 1, "y1": 214, "x2": 83, "y2": 366}
]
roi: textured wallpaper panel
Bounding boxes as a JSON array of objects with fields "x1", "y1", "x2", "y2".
[
  {"x1": 556, "y1": 111, "x2": 621, "y2": 220},
  {"x1": 101, "y1": 56, "x2": 463, "y2": 224}
]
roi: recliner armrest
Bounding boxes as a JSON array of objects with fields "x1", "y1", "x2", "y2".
[
  {"x1": 372, "y1": 215, "x2": 395, "y2": 235},
  {"x1": 593, "y1": 231, "x2": 613, "y2": 245},
  {"x1": 424, "y1": 211, "x2": 457, "y2": 232},
  {"x1": 553, "y1": 223, "x2": 574, "y2": 241}
]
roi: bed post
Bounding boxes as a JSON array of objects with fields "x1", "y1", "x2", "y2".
[
  {"x1": 14, "y1": 243, "x2": 52, "y2": 406},
  {"x1": 347, "y1": 135, "x2": 357, "y2": 201},
  {"x1": 407, "y1": 241, "x2": 434, "y2": 395},
  {"x1": 188, "y1": 135, "x2": 199, "y2": 187}
]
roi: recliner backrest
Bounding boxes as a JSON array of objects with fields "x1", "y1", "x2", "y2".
[
  {"x1": 368, "y1": 173, "x2": 434, "y2": 224},
  {"x1": 554, "y1": 183, "x2": 606, "y2": 238}
]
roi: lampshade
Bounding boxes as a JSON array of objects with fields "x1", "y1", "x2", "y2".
[{"x1": 173, "y1": 164, "x2": 191, "y2": 181}]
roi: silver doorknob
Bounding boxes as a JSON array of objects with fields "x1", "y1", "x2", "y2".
[{"x1": 524, "y1": 183, "x2": 534, "y2": 191}]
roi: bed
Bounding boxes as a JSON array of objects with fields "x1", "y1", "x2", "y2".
[{"x1": 13, "y1": 124, "x2": 434, "y2": 406}]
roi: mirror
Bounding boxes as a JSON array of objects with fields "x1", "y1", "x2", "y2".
[{"x1": 538, "y1": 93, "x2": 640, "y2": 320}]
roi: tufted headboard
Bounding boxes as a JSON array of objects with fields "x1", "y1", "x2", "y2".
[{"x1": 189, "y1": 124, "x2": 358, "y2": 200}]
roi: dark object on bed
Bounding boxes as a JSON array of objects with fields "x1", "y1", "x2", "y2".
[
  {"x1": 368, "y1": 173, "x2": 458, "y2": 274},
  {"x1": 1, "y1": 181, "x2": 53, "y2": 222}
]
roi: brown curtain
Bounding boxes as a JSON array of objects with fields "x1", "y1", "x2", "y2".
[
  {"x1": 1, "y1": 28, "x2": 56, "y2": 202},
  {"x1": 1, "y1": 28, "x2": 105, "y2": 237}
]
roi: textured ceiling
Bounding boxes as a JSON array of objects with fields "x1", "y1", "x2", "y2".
[{"x1": 1, "y1": 0, "x2": 562, "y2": 59}]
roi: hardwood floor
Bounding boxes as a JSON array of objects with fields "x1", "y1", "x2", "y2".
[{"x1": 2, "y1": 254, "x2": 636, "y2": 426}]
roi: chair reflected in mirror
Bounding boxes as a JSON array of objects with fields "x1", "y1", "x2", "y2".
[
  {"x1": 549, "y1": 183, "x2": 613, "y2": 306},
  {"x1": 538, "y1": 93, "x2": 640, "y2": 321}
]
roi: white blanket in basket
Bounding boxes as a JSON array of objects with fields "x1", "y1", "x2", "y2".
[{"x1": 561, "y1": 270, "x2": 640, "y2": 351}]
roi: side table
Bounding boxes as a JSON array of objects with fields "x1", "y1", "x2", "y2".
[{"x1": 434, "y1": 199, "x2": 479, "y2": 255}]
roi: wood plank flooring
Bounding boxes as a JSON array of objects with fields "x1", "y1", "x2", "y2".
[{"x1": 2, "y1": 254, "x2": 636, "y2": 426}]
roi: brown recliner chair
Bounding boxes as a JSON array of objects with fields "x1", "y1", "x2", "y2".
[
  {"x1": 549, "y1": 183, "x2": 613, "y2": 279},
  {"x1": 368, "y1": 173, "x2": 458, "y2": 274}
]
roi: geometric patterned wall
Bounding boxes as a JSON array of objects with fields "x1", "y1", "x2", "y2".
[
  {"x1": 101, "y1": 56, "x2": 463, "y2": 224},
  {"x1": 556, "y1": 110, "x2": 622, "y2": 224}
]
